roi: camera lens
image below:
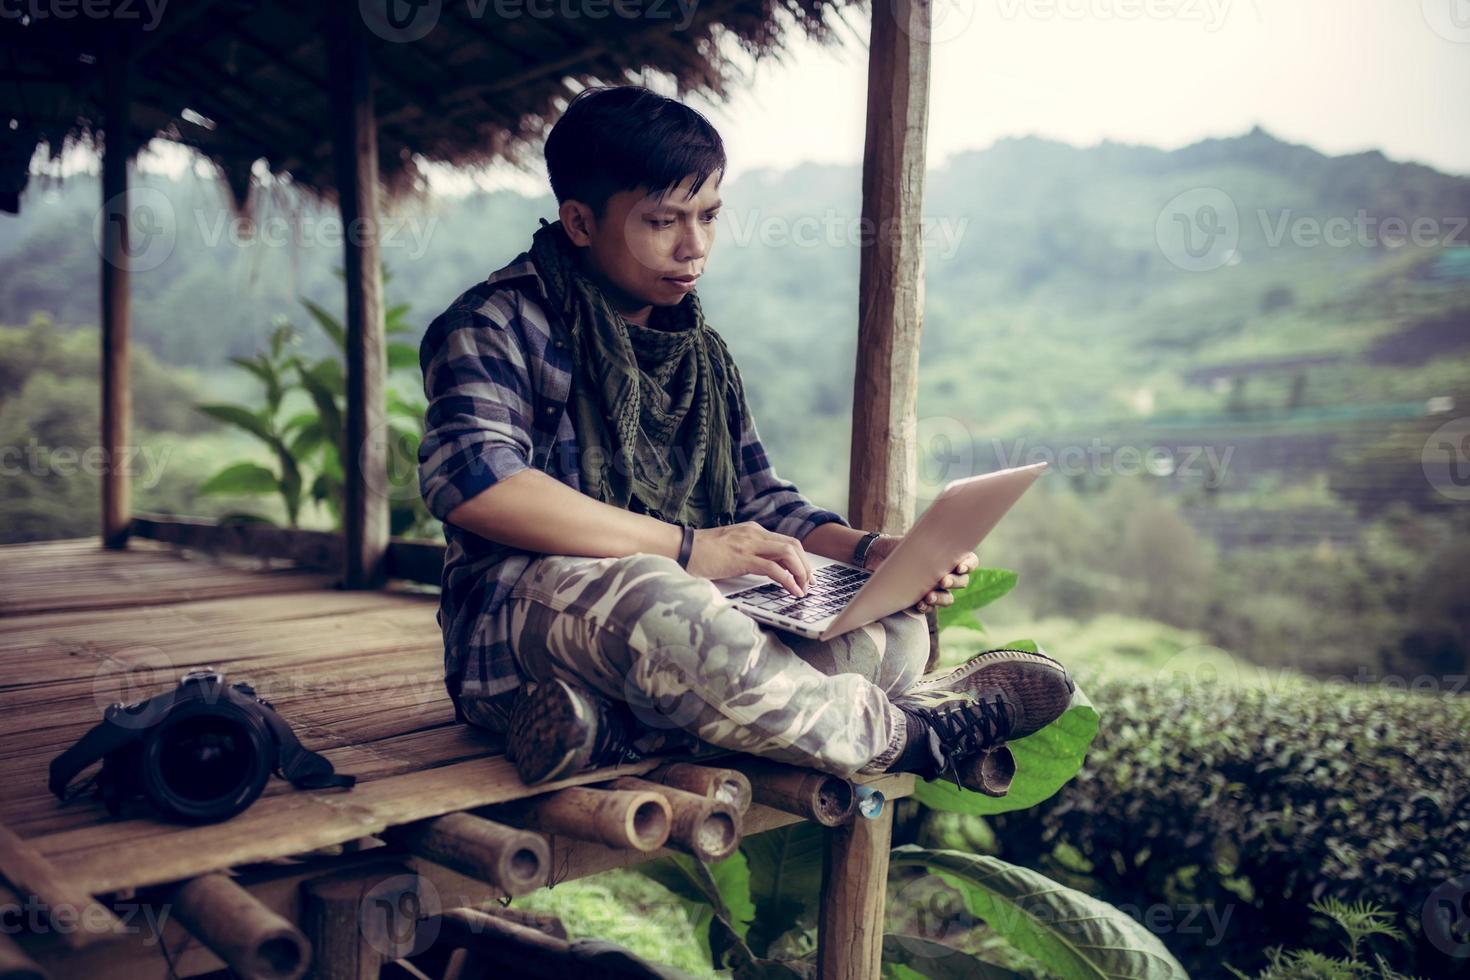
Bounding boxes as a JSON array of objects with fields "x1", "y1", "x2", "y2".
[
  {"x1": 142, "y1": 703, "x2": 273, "y2": 822},
  {"x1": 158, "y1": 715, "x2": 254, "y2": 802}
]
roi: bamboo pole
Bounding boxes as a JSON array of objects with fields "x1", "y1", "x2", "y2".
[
  {"x1": 381, "y1": 812, "x2": 549, "y2": 896},
  {"x1": 0, "y1": 934, "x2": 46, "y2": 980},
  {"x1": 605, "y1": 777, "x2": 741, "y2": 863},
  {"x1": 169, "y1": 873, "x2": 309, "y2": 980},
  {"x1": 645, "y1": 761, "x2": 752, "y2": 814},
  {"x1": 487, "y1": 786, "x2": 671, "y2": 851},
  {"x1": 0, "y1": 823, "x2": 128, "y2": 949},
  {"x1": 737, "y1": 759, "x2": 857, "y2": 827}
]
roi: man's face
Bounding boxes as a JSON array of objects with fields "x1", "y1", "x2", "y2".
[{"x1": 560, "y1": 172, "x2": 722, "y2": 323}]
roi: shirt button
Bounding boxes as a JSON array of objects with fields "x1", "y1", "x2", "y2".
[
  {"x1": 553, "y1": 340, "x2": 565, "y2": 349},
  {"x1": 544, "y1": 405, "x2": 557, "y2": 415}
]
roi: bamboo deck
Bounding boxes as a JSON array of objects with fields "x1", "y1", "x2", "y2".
[{"x1": 0, "y1": 538, "x2": 912, "y2": 979}]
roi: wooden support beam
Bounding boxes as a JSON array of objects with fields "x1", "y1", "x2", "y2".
[
  {"x1": 301, "y1": 862, "x2": 414, "y2": 980},
  {"x1": 847, "y1": 0, "x2": 934, "y2": 535},
  {"x1": 605, "y1": 777, "x2": 741, "y2": 863},
  {"x1": 326, "y1": 5, "x2": 389, "y2": 590},
  {"x1": 99, "y1": 39, "x2": 132, "y2": 550},
  {"x1": 380, "y1": 813, "x2": 549, "y2": 897},
  {"x1": 0, "y1": 823, "x2": 128, "y2": 950},
  {"x1": 817, "y1": 807, "x2": 895, "y2": 980},
  {"x1": 168, "y1": 873, "x2": 310, "y2": 980},
  {"x1": 128, "y1": 513, "x2": 446, "y2": 584},
  {"x1": 736, "y1": 758, "x2": 857, "y2": 827},
  {"x1": 828, "y1": 0, "x2": 935, "y2": 972},
  {"x1": 0, "y1": 932, "x2": 46, "y2": 980}
]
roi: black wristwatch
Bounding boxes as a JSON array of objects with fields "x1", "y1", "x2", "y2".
[
  {"x1": 851, "y1": 530, "x2": 881, "y2": 569},
  {"x1": 676, "y1": 524, "x2": 696, "y2": 569}
]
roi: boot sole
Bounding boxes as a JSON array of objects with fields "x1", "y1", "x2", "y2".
[
  {"x1": 508, "y1": 678, "x2": 593, "y2": 785},
  {"x1": 914, "y1": 648, "x2": 1074, "y2": 693}
]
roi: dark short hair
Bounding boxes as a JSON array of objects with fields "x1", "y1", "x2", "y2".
[{"x1": 544, "y1": 85, "x2": 725, "y2": 220}]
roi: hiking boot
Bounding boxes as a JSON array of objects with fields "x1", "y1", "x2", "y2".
[
  {"x1": 887, "y1": 688, "x2": 1017, "y2": 781},
  {"x1": 506, "y1": 678, "x2": 639, "y2": 786},
  {"x1": 910, "y1": 647, "x2": 1074, "y2": 741}
]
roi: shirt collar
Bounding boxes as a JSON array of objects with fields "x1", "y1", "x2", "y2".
[{"x1": 485, "y1": 252, "x2": 549, "y2": 302}]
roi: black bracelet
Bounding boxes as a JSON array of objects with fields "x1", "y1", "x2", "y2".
[
  {"x1": 676, "y1": 524, "x2": 696, "y2": 569},
  {"x1": 852, "y1": 530, "x2": 881, "y2": 569}
]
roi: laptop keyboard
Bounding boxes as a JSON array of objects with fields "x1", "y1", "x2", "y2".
[{"x1": 727, "y1": 563, "x2": 872, "y2": 623}]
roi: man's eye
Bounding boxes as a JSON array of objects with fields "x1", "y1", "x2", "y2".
[
  {"x1": 702, "y1": 213, "x2": 720, "y2": 224},
  {"x1": 649, "y1": 219, "x2": 675, "y2": 229}
]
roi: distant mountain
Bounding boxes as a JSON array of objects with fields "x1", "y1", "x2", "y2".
[{"x1": 2, "y1": 128, "x2": 1466, "y2": 507}]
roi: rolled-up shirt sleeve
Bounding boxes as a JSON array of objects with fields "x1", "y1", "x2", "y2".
[
  {"x1": 417, "y1": 299, "x2": 534, "y2": 525},
  {"x1": 732, "y1": 380, "x2": 851, "y2": 541}
]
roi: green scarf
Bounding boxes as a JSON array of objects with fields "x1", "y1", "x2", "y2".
[{"x1": 528, "y1": 217, "x2": 743, "y2": 529}]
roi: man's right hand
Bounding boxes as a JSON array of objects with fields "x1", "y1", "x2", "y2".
[{"x1": 686, "y1": 522, "x2": 812, "y2": 597}]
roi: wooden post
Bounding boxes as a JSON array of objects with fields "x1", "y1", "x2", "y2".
[
  {"x1": 827, "y1": 0, "x2": 934, "y2": 973},
  {"x1": 301, "y1": 862, "x2": 416, "y2": 980},
  {"x1": 99, "y1": 39, "x2": 132, "y2": 550},
  {"x1": 817, "y1": 807, "x2": 895, "y2": 980},
  {"x1": 327, "y1": 5, "x2": 389, "y2": 589},
  {"x1": 847, "y1": 0, "x2": 933, "y2": 535}
]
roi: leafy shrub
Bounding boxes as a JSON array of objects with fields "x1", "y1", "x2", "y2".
[{"x1": 980, "y1": 673, "x2": 1470, "y2": 976}]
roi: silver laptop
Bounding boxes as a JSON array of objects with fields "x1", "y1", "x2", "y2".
[{"x1": 715, "y1": 462, "x2": 1048, "y2": 640}]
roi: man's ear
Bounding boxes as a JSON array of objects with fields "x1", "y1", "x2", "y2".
[{"x1": 559, "y1": 200, "x2": 596, "y2": 247}]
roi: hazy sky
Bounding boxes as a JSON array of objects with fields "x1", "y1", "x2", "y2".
[
  {"x1": 458, "y1": 0, "x2": 1470, "y2": 197},
  {"x1": 116, "y1": 0, "x2": 1469, "y2": 194}
]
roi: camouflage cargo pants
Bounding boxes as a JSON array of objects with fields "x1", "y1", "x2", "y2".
[{"x1": 483, "y1": 551, "x2": 931, "y2": 778}]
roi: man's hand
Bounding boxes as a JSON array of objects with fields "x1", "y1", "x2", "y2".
[
  {"x1": 687, "y1": 522, "x2": 813, "y2": 597},
  {"x1": 862, "y1": 535, "x2": 978, "y2": 613}
]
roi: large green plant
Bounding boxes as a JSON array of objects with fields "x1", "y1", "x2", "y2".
[
  {"x1": 194, "y1": 271, "x2": 433, "y2": 536},
  {"x1": 635, "y1": 570, "x2": 1179, "y2": 978}
]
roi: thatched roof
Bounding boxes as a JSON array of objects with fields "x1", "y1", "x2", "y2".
[{"x1": 0, "y1": 0, "x2": 863, "y2": 214}]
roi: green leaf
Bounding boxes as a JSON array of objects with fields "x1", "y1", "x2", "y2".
[
  {"x1": 889, "y1": 848, "x2": 1190, "y2": 979},
  {"x1": 198, "y1": 462, "x2": 280, "y2": 497},
  {"x1": 387, "y1": 342, "x2": 419, "y2": 372},
  {"x1": 882, "y1": 934, "x2": 1027, "y2": 978},
  {"x1": 229, "y1": 355, "x2": 283, "y2": 412},
  {"x1": 387, "y1": 390, "x2": 426, "y2": 420},
  {"x1": 742, "y1": 823, "x2": 826, "y2": 957},
  {"x1": 296, "y1": 360, "x2": 344, "y2": 450},
  {"x1": 300, "y1": 298, "x2": 346, "y2": 351},
  {"x1": 195, "y1": 403, "x2": 276, "y2": 445},
  {"x1": 937, "y1": 568, "x2": 1018, "y2": 633},
  {"x1": 289, "y1": 419, "x2": 325, "y2": 460},
  {"x1": 385, "y1": 302, "x2": 414, "y2": 333},
  {"x1": 913, "y1": 685, "x2": 1099, "y2": 816}
]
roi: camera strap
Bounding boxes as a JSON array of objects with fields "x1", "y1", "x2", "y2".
[
  {"x1": 255, "y1": 702, "x2": 357, "y2": 790},
  {"x1": 48, "y1": 715, "x2": 142, "y2": 801}
]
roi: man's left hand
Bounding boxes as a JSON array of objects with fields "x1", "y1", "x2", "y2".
[{"x1": 860, "y1": 536, "x2": 978, "y2": 613}]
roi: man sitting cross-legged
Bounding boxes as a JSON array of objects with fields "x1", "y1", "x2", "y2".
[{"x1": 415, "y1": 85, "x2": 1074, "y2": 793}]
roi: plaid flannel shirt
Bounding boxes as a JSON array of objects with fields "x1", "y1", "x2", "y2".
[{"x1": 418, "y1": 252, "x2": 851, "y2": 726}]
